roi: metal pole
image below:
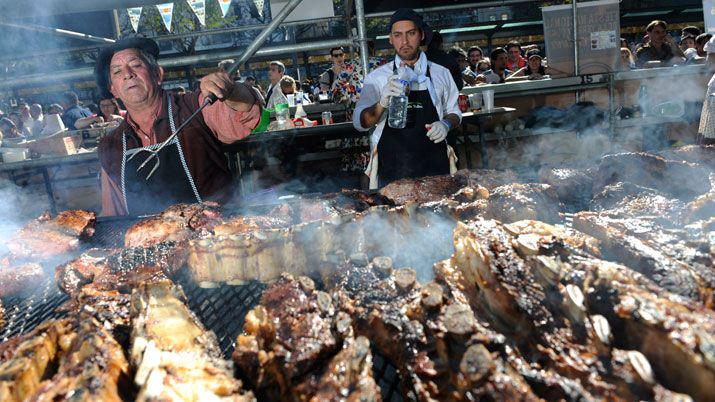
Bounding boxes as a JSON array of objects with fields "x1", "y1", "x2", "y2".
[
  {"x1": 112, "y1": 9, "x2": 122, "y2": 40},
  {"x1": 354, "y1": 0, "x2": 369, "y2": 74},
  {"x1": 572, "y1": 0, "x2": 579, "y2": 76},
  {"x1": 0, "y1": 21, "x2": 116, "y2": 44},
  {"x1": 0, "y1": 38, "x2": 354, "y2": 89},
  {"x1": 236, "y1": 0, "x2": 304, "y2": 67}
]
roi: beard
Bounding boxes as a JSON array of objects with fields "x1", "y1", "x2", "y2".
[{"x1": 398, "y1": 47, "x2": 420, "y2": 62}]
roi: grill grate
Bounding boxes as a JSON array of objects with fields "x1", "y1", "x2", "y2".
[{"x1": 1, "y1": 217, "x2": 406, "y2": 401}]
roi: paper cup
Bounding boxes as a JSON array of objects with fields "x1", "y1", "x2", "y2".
[{"x1": 483, "y1": 90, "x2": 494, "y2": 111}]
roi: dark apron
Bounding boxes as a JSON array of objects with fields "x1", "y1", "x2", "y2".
[
  {"x1": 121, "y1": 95, "x2": 202, "y2": 215},
  {"x1": 377, "y1": 63, "x2": 449, "y2": 186}
]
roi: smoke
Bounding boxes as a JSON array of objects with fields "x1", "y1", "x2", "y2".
[{"x1": 0, "y1": 177, "x2": 53, "y2": 254}]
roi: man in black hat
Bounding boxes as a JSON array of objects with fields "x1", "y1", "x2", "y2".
[
  {"x1": 353, "y1": 8, "x2": 461, "y2": 188},
  {"x1": 95, "y1": 37, "x2": 262, "y2": 216}
]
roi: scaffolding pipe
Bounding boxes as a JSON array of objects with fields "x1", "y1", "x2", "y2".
[
  {"x1": 0, "y1": 21, "x2": 115, "y2": 44},
  {"x1": 112, "y1": 9, "x2": 122, "y2": 40},
  {"x1": 354, "y1": 0, "x2": 370, "y2": 74},
  {"x1": 365, "y1": 0, "x2": 530, "y2": 18},
  {"x1": 0, "y1": 38, "x2": 354, "y2": 89},
  {"x1": 572, "y1": 0, "x2": 579, "y2": 76},
  {"x1": 236, "y1": 0, "x2": 304, "y2": 67}
]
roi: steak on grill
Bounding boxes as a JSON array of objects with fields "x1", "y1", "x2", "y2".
[
  {"x1": 379, "y1": 172, "x2": 470, "y2": 205},
  {"x1": 589, "y1": 182, "x2": 684, "y2": 221},
  {"x1": 131, "y1": 280, "x2": 253, "y2": 401},
  {"x1": 0, "y1": 262, "x2": 44, "y2": 298},
  {"x1": 124, "y1": 202, "x2": 222, "y2": 248},
  {"x1": 5, "y1": 210, "x2": 95, "y2": 261},
  {"x1": 538, "y1": 166, "x2": 594, "y2": 209},
  {"x1": 592, "y1": 152, "x2": 711, "y2": 199},
  {"x1": 486, "y1": 183, "x2": 563, "y2": 223}
]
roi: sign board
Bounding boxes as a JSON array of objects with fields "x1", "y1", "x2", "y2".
[
  {"x1": 542, "y1": 0, "x2": 620, "y2": 75},
  {"x1": 269, "y1": 0, "x2": 334, "y2": 23},
  {"x1": 705, "y1": 0, "x2": 715, "y2": 34}
]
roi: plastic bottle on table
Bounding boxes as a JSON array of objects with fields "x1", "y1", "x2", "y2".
[
  {"x1": 638, "y1": 84, "x2": 649, "y2": 117},
  {"x1": 294, "y1": 93, "x2": 307, "y2": 120},
  {"x1": 388, "y1": 79, "x2": 409, "y2": 129},
  {"x1": 275, "y1": 103, "x2": 290, "y2": 129}
]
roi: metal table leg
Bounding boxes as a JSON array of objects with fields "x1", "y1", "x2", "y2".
[
  {"x1": 42, "y1": 168, "x2": 58, "y2": 215},
  {"x1": 462, "y1": 130, "x2": 473, "y2": 169},
  {"x1": 478, "y1": 117, "x2": 488, "y2": 168}
]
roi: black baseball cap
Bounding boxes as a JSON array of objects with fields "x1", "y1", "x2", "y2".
[
  {"x1": 94, "y1": 37, "x2": 160, "y2": 99},
  {"x1": 389, "y1": 8, "x2": 433, "y2": 46}
]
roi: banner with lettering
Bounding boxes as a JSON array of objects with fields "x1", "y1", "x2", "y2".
[
  {"x1": 187, "y1": 0, "x2": 206, "y2": 26},
  {"x1": 127, "y1": 7, "x2": 142, "y2": 32},
  {"x1": 157, "y1": 3, "x2": 175, "y2": 32},
  {"x1": 542, "y1": 0, "x2": 620, "y2": 75},
  {"x1": 254, "y1": 0, "x2": 265, "y2": 18},
  {"x1": 218, "y1": 0, "x2": 232, "y2": 17},
  {"x1": 705, "y1": 0, "x2": 715, "y2": 34}
]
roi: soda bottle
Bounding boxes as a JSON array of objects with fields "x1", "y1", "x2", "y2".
[{"x1": 388, "y1": 79, "x2": 409, "y2": 129}]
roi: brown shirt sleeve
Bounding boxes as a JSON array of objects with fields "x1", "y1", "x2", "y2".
[{"x1": 100, "y1": 168, "x2": 127, "y2": 216}]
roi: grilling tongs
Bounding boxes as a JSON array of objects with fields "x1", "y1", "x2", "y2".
[{"x1": 128, "y1": 60, "x2": 240, "y2": 180}]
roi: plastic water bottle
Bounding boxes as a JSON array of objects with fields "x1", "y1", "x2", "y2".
[
  {"x1": 638, "y1": 84, "x2": 649, "y2": 117},
  {"x1": 388, "y1": 79, "x2": 409, "y2": 129},
  {"x1": 294, "y1": 93, "x2": 307, "y2": 119}
]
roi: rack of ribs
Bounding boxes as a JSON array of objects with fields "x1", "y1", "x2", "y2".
[
  {"x1": 130, "y1": 280, "x2": 254, "y2": 401},
  {"x1": 5, "y1": 210, "x2": 95, "y2": 261},
  {"x1": 572, "y1": 211, "x2": 714, "y2": 307},
  {"x1": 325, "y1": 254, "x2": 542, "y2": 401},
  {"x1": 232, "y1": 273, "x2": 376, "y2": 401},
  {"x1": 457, "y1": 219, "x2": 713, "y2": 400},
  {"x1": 124, "y1": 202, "x2": 223, "y2": 248}
]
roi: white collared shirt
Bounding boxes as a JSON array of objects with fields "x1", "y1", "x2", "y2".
[{"x1": 352, "y1": 52, "x2": 462, "y2": 149}]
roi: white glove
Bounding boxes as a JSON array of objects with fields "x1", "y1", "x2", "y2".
[
  {"x1": 426, "y1": 120, "x2": 450, "y2": 143},
  {"x1": 379, "y1": 76, "x2": 405, "y2": 108}
]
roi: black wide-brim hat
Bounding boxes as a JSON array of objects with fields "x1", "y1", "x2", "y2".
[
  {"x1": 94, "y1": 37, "x2": 160, "y2": 99},
  {"x1": 389, "y1": 8, "x2": 433, "y2": 46}
]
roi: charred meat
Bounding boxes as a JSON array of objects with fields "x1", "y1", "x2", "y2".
[
  {"x1": 379, "y1": 172, "x2": 470, "y2": 205},
  {"x1": 5, "y1": 210, "x2": 95, "y2": 260},
  {"x1": 131, "y1": 280, "x2": 253, "y2": 401},
  {"x1": 486, "y1": 183, "x2": 563, "y2": 223},
  {"x1": 0, "y1": 263, "x2": 44, "y2": 298},
  {"x1": 124, "y1": 202, "x2": 222, "y2": 248},
  {"x1": 538, "y1": 166, "x2": 594, "y2": 209}
]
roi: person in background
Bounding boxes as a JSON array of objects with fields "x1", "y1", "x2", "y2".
[
  {"x1": 680, "y1": 34, "x2": 696, "y2": 52},
  {"x1": 448, "y1": 47, "x2": 477, "y2": 86},
  {"x1": 245, "y1": 76, "x2": 267, "y2": 100},
  {"x1": 477, "y1": 47, "x2": 511, "y2": 84},
  {"x1": 59, "y1": 91, "x2": 92, "y2": 130},
  {"x1": 175, "y1": 86, "x2": 187, "y2": 95},
  {"x1": 29, "y1": 103, "x2": 43, "y2": 137},
  {"x1": 426, "y1": 32, "x2": 463, "y2": 90},
  {"x1": 9, "y1": 111, "x2": 31, "y2": 137},
  {"x1": 353, "y1": 8, "x2": 461, "y2": 188},
  {"x1": 265, "y1": 61, "x2": 287, "y2": 108},
  {"x1": 467, "y1": 46, "x2": 483, "y2": 73},
  {"x1": 635, "y1": 20, "x2": 685, "y2": 67},
  {"x1": 48, "y1": 104, "x2": 64, "y2": 115},
  {"x1": 0, "y1": 117, "x2": 24, "y2": 139},
  {"x1": 505, "y1": 41, "x2": 526, "y2": 72},
  {"x1": 319, "y1": 47, "x2": 347, "y2": 94},
  {"x1": 619, "y1": 47, "x2": 636, "y2": 70},
  {"x1": 681, "y1": 26, "x2": 701, "y2": 39},
  {"x1": 279, "y1": 76, "x2": 312, "y2": 104},
  {"x1": 694, "y1": 33, "x2": 712, "y2": 61},
  {"x1": 18, "y1": 103, "x2": 32, "y2": 127},
  {"x1": 698, "y1": 35, "x2": 715, "y2": 145},
  {"x1": 620, "y1": 37, "x2": 629, "y2": 49},
  {"x1": 75, "y1": 97, "x2": 125, "y2": 129},
  {"x1": 506, "y1": 49, "x2": 552, "y2": 81},
  {"x1": 217, "y1": 59, "x2": 240, "y2": 82},
  {"x1": 476, "y1": 59, "x2": 491, "y2": 74}
]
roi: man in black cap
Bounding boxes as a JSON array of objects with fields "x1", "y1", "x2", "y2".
[
  {"x1": 353, "y1": 8, "x2": 461, "y2": 188},
  {"x1": 95, "y1": 37, "x2": 262, "y2": 216}
]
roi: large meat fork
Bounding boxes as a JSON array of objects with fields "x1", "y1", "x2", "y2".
[{"x1": 127, "y1": 94, "x2": 216, "y2": 180}]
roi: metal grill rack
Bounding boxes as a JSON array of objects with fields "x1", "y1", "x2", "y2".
[{"x1": 0, "y1": 217, "x2": 406, "y2": 401}]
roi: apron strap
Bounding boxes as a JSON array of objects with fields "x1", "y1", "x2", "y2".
[{"x1": 168, "y1": 98, "x2": 203, "y2": 204}]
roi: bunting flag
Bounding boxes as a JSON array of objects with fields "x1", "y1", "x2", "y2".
[
  {"x1": 127, "y1": 7, "x2": 142, "y2": 32},
  {"x1": 156, "y1": 3, "x2": 174, "y2": 32},
  {"x1": 218, "y1": 0, "x2": 232, "y2": 18},
  {"x1": 187, "y1": 0, "x2": 206, "y2": 26},
  {"x1": 253, "y1": 0, "x2": 265, "y2": 18}
]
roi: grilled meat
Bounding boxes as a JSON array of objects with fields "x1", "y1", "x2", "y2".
[
  {"x1": 658, "y1": 144, "x2": 715, "y2": 169},
  {"x1": 379, "y1": 172, "x2": 470, "y2": 205},
  {"x1": 131, "y1": 280, "x2": 253, "y2": 402},
  {"x1": 538, "y1": 166, "x2": 594, "y2": 209},
  {"x1": 681, "y1": 191, "x2": 715, "y2": 225},
  {"x1": 592, "y1": 152, "x2": 711, "y2": 199},
  {"x1": 233, "y1": 274, "x2": 349, "y2": 401},
  {"x1": 302, "y1": 336, "x2": 380, "y2": 402},
  {"x1": 459, "y1": 168, "x2": 520, "y2": 190},
  {"x1": 589, "y1": 182, "x2": 685, "y2": 221},
  {"x1": 486, "y1": 183, "x2": 563, "y2": 223},
  {"x1": 5, "y1": 210, "x2": 95, "y2": 260},
  {"x1": 0, "y1": 263, "x2": 44, "y2": 298},
  {"x1": 573, "y1": 212, "x2": 714, "y2": 306},
  {"x1": 0, "y1": 318, "x2": 74, "y2": 402},
  {"x1": 55, "y1": 242, "x2": 185, "y2": 297},
  {"x1": 124, "y1": 202, "x2": 222, "y2": 248},
  {"x1": 328, "y1": 255, "x2": 540, "y2": 401}
]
